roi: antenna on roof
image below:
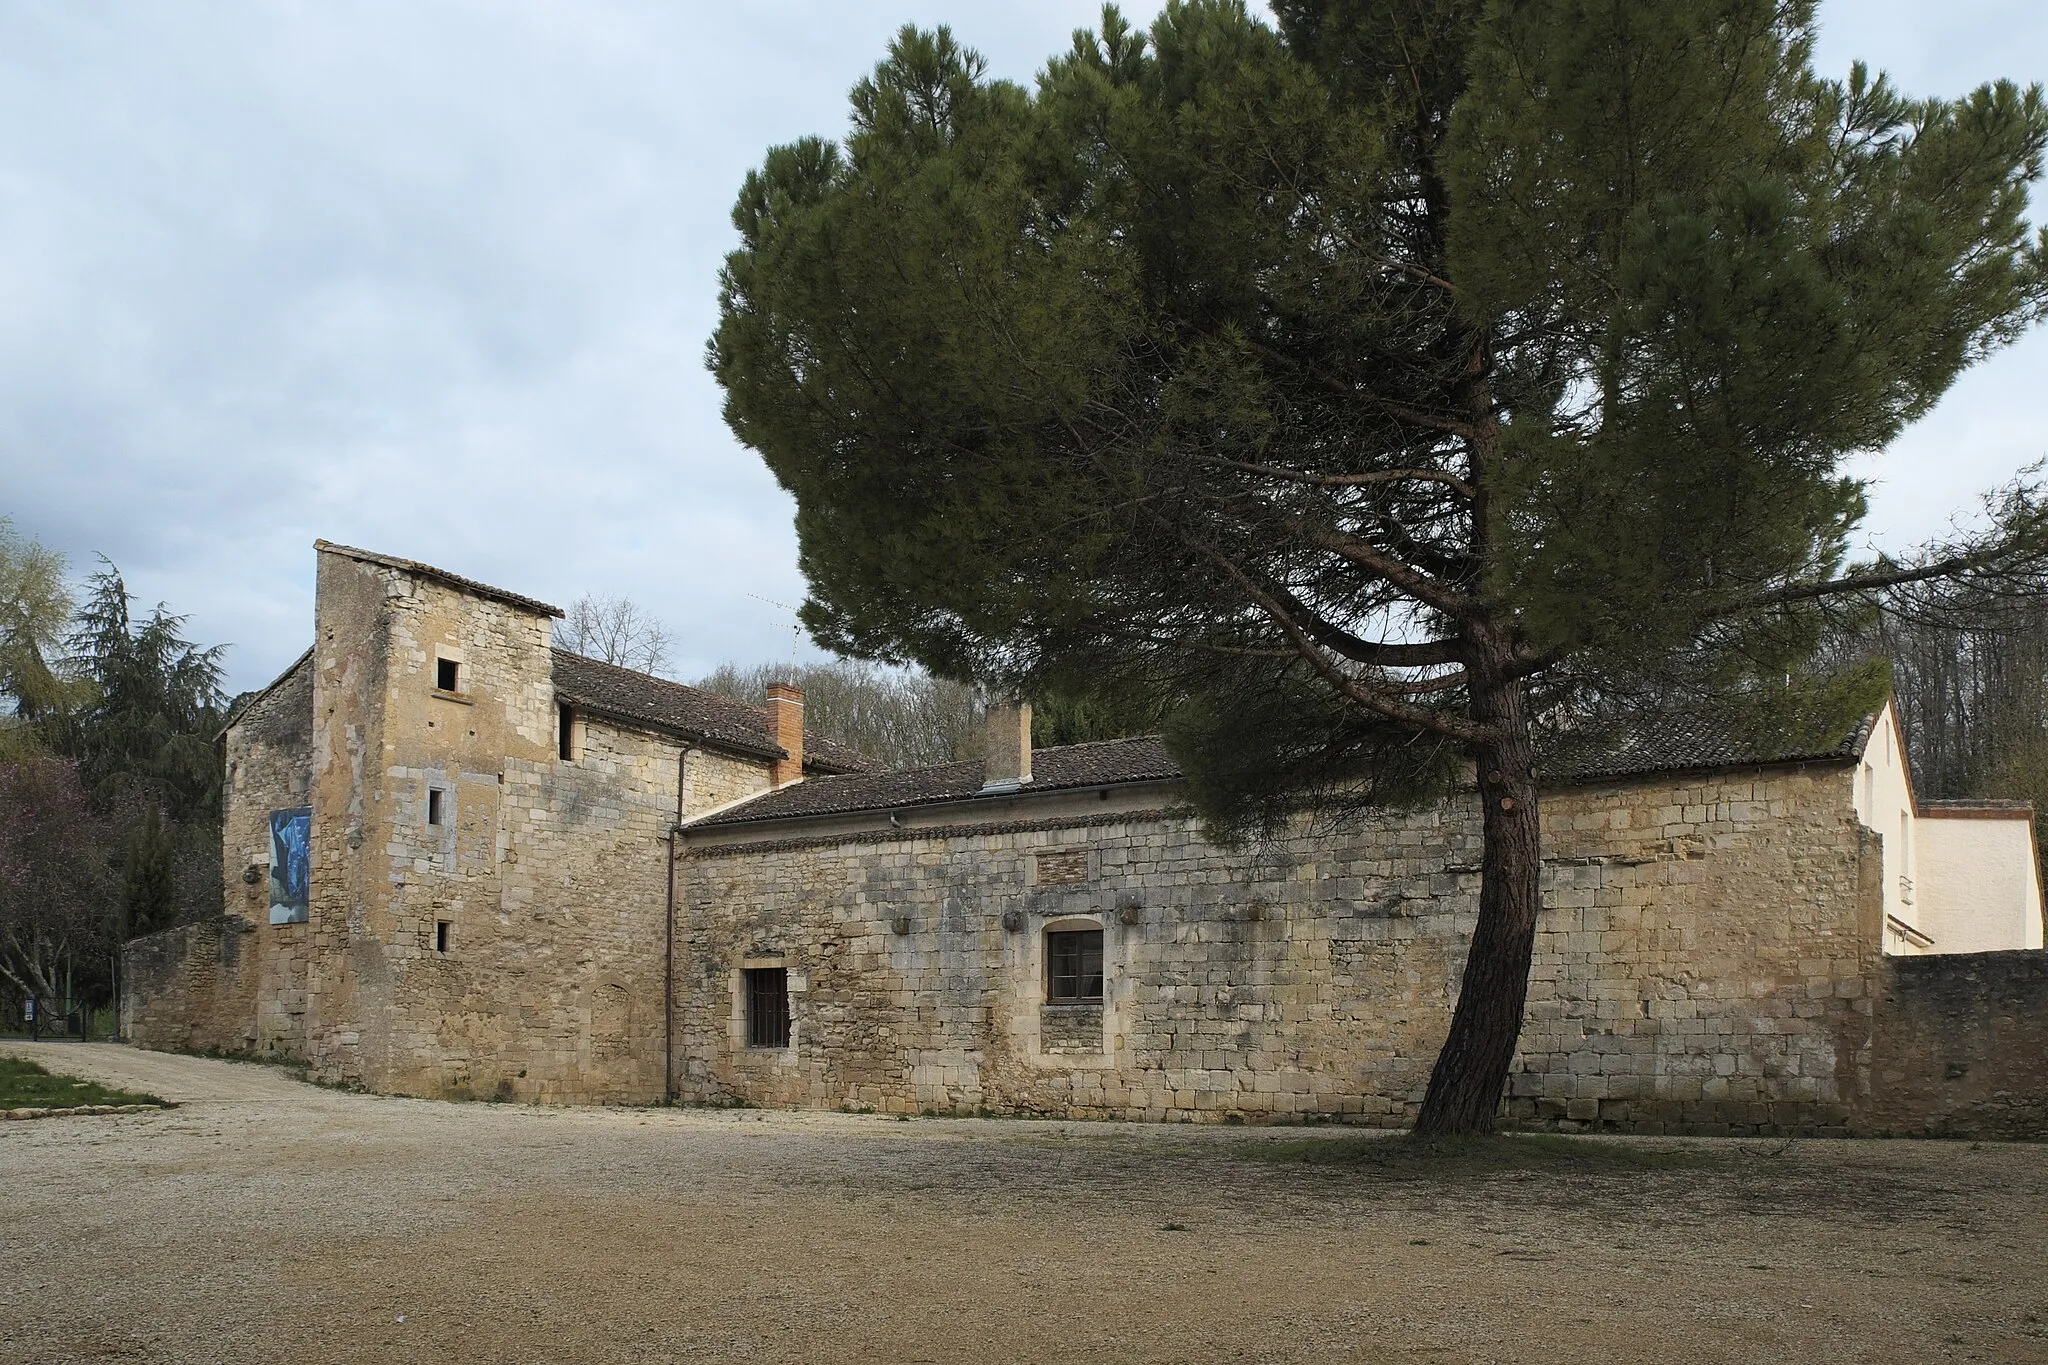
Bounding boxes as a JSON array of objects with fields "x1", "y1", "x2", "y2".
[{"x1": 747, "y1": 593, "x2": 802, "y2": 673}]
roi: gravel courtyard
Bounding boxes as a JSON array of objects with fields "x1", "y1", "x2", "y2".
[{"x1": 3, "y1": 1042, "x2": 2046, "y2": 1364}]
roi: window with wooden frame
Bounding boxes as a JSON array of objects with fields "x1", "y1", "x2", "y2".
[
  {"x1": 1045, "y1": 927, "x2": 1104, "y2": 1003},
  {"x1": 435, "y1": 657, "x2": 461, "y2": 692},
  {"x1": 743, "y1": 967, "x2": 790, "y2": 1048}
]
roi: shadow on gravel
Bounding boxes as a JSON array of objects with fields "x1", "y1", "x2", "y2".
[
  {"x1": 1244, "y1": 1130, "x2": 1728, "y2": 1177},
  {"x1": 1230, "y1": 1128, "x2": 2006, "y2": 1230}
]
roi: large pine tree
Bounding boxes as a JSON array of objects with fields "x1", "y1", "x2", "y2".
[{"x1": 711, "y1": 0, "x2": 2048, "y2": 1133}]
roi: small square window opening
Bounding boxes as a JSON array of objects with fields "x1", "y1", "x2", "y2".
[
  {"x1": 436, "y1": 657, "x2": 461, "y2": 692},
  {"x1": 427, "y1": 789, "x2": 445, "y2": 826},
  {"x1": 1046, "y1": 928, "x2": 1104, "y2": 1003},
  {"x1": 558, "y1": 703, "x2": 574, "y2": 761},
  {"x1": 435, "y1": 920, "x2": 451, "y2": 954},
  {"x1": 744, "y1": 967, "x2": 790, "y2": 1048}
]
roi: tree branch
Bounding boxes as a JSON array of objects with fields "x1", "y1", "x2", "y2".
[
  {"x1": 1196, "y1": 454, "x2": 1478, "y2": 501},
  {"x1": 1254, "y1": 578, "x2": 1465, "y2": 668},
  {"x1": 1720, "y1": 555, "x2": 1977, "y2": 613},
  {"x1": 1290, "y1": 521, "x2": 1482, "y2": 620},
  {"x1": 1192, "y1": 540, "x2": 1491, "y2": 743}
]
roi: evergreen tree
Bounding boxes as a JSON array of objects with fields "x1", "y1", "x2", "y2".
[
  {"x1": 57, "y1": 561, "x2": 226, "y2": 823},
  {"x1": 52, "y1": 561, "x2": 228, "y2": 936},
  {"x1": 712, "y1": 2, "x2": 2048, "y2": 1132},
  {"x1": 119, "y1": 805, "x2": 178, "y2": 941}
]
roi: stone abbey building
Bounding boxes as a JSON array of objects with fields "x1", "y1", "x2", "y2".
[{"x1": 124, "y1": 542, "x2": 2048, "y2": 1135}]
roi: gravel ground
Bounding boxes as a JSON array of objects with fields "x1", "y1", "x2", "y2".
[{"x1": 3, "y1": 1041, "x2": 2046, "y2": 1364}]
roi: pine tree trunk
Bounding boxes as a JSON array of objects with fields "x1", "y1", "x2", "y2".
[{"x1": 1414, "y1": 641, "x2": 1542, "y2": 1136}]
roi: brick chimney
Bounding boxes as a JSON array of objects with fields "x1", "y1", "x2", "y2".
[
  {"x1": 980, "y1": 699, "x2": 1032, "y2": 793},
  {"x1": 766, "y1": 682, "x2": 804, "y2": 786}
]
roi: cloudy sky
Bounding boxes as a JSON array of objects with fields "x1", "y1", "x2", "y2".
[{"x1": 2, "y1": 1, "x2": 2044, "y2": 695}]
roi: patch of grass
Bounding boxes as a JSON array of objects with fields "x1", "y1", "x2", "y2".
[
  {"x1": 1246, "y1": 1129, "x2": 1724, "y2": 1177},
  {"x1": 0, "y1": 1057, "x2": 164, "y2": 1110}
]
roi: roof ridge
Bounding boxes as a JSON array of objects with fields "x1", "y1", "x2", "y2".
[
  {"x1": 688, "y1": 736, "x2": 1182, "y2": 829},
  {"x1": 549, "y1": 646, "x2": 760, "y2": 711},
  {"x1": 771, "y1": 733, "x2": 1167, "y2": 790},
  {"x1": 216, "y1": 645, "x2": 314, "y2": 740},
  {"x1": 548, "y1": 646, "x2": 868, "y2": 738},
  {"x1": 548, "y1": 649, "x2": 871, "y2": 773},
  {"x1": 316, "y1": 540, "x2": 563, "y2": 618}
]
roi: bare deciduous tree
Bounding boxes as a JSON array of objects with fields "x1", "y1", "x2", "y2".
[
  {"x1": 556, "y1": 594, "x2": 675, "y2": 677},
  {"x1": 695, "y1": 660, "x2": 979, "y2": 771},
  {"x1": 0, "y1": 754, "x2": 111, "y2": 1024},
  {"x1": 1826, "y1": 559, "x2": 2048, "y2": 883}
]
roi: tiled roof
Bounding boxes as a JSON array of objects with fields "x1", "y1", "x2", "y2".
[
  {"x1": 1535, "y1": 711, "x2": 1873, "y2": 785},
  {"x1": 689, "y1": 711, "x2": 1882, "y2": 830},
  {"x1": 802, "y1": 733, "x2": 874, "y2": 776},
  {"x1": 316, "y1": 541, "x2": 564, "y2": 618},
  {"x1": 689, "y1": 735, "x2": 1179, "y2": 828},
  {"x1": 550, "y1": 649, "x2": 869, "y2": 774}
]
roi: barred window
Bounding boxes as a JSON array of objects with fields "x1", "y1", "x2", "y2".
[
  {"x1": 1046, "y1": 928, "x2": 1104, "y2": 1003},
  {"x1": 744, "y1": 967, "x2": 790, "y2": 1048}
]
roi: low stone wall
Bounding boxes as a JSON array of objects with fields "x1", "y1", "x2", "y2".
[
  {"x1": 1861, "y1": 951, "x2": 2048, "y2": 1138},
  {"x1": 122, "y1": 916, "x2": 270, "y2": 1056},
  {"x1": 676, "y1": 765, "x2": 1880, "y2": 1134}
]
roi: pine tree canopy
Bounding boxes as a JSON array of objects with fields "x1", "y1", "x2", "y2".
[{"x1": 713, "y1": 0, "x2": 2048, "y2": 837}]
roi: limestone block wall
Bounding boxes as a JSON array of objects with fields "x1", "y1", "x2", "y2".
[
  {"x1": 300, "y1": 549, "x2": 400, "y2": 1090},
  {"x1": 675, "y1": 765, "x2": 1880, "y2": 1133},
  {"x1": 292, "y1": 545, "x2": 783, "y2": 1102},
  {"x1": 457, "y1": 731, "x2": 767, "y2": 1103},
  {"x1": 1862, "y1": 951, "x2": 2048, "y2": 1137},
  {"x1": 1510, "y1": 771, "x2": 1880, "y2": 1134},
  {"x1": 300, "y1": 551, "x2": 562, "y2": 1094},
  {"x1": 123, "y1": 916, "x2": 266, "y2": 1054},
  {"x1": 220, "y1": 652, "x2": 315, "y2": 1057},
  {"x1": 124, "y1": 547, "x2": 789, "y2": 1102}
]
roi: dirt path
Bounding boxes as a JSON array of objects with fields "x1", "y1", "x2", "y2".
[{"x1": 3, "y1": 1043, "x2": 2046, "y2": 1364}]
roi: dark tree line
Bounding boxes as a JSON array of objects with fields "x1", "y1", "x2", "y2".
[{"x1": 0, "y1": 519, "x2": 226, "y2": 1032}]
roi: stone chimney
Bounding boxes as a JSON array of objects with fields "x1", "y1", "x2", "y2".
[
  {"x1": 980, "y1": 699, "x2": 1033, "y2": 793},
  {"x1": 766, "y1": 682, "x2": 804, "y2": 786}
]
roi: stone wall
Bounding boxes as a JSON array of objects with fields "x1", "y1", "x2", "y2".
[
  {"x1": 125, "y1": 548, "x2": 791, "y2": 1104},
  {"x1": 1861, "y1": 951, "x2": 2048, "y2": 1137},
  {"x1": 220, "y1": 651, "x2": 315, "y2": 1056},
  {"x1": 304, "y1": 553, "x2": 589, "y2": 1099},
  {"x1": 123, "y1": 916, "x2": 266, "y2": 1054},
  {"x1": 1512, "y1": 771, "x2": 1881, "y2": 1135},
  {"x1": 675, "y1": 764, "x2": 1882, "y2": 1133},
  {"x1": 292, "y1": 548, "x2": 779, "y2": 1103},
  {"x1": 121, "y1": 546, "x2": 2048, "y2": 1134}
]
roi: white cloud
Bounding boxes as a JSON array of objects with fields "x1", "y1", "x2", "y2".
[{"x1": 0, "y1": 1, "x2": 2041, "y2": 691}]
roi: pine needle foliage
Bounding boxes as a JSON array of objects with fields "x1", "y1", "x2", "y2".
[{"x1": 712, "y1": 1, "x2": 2048, "y2": 1132}]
